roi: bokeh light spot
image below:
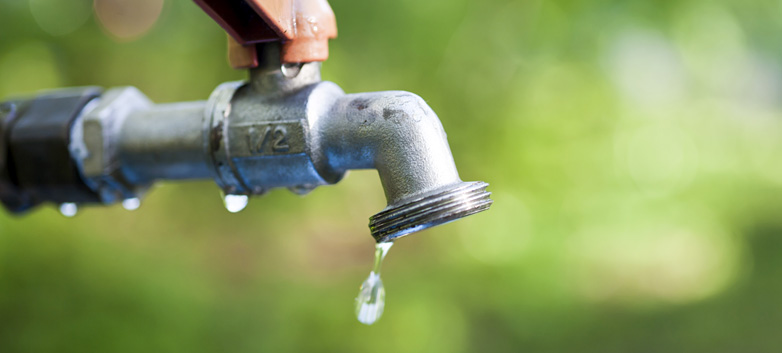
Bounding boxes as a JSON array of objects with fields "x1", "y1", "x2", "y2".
[
  {"x1": 93, "y1": 0, "x2": 164, "y2": 40},
  {"x1": 616, "y1": 124, "x2": 698, "y2": 196},
  {"x1": 672, "y1": 3, "x2": 747, "y2": 95},
  {"x1": 572, "y1": 218, "x2": 740, "y2": 304},
  {"x1": 29, "y1": 0, "x2": 92, "y2": 36},
  {"x1": 606, "y1": 30, "x2": 687, "y2": 109}
]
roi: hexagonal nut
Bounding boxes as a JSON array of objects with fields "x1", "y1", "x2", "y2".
[{"x1": 76, "y1": 87, "x2": 153, "y2": 203}]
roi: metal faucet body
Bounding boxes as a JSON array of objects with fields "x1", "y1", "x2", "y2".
[{"x1": 0, "y1": 46, "x2": 491, "y2": 242}]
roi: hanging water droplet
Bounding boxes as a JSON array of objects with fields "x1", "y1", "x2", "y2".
[
  {"x1": 59, "y1": 203, "x2": 78, "y2": 217},
  {"x1": 355, "y1": 241, "x2": 393, "y2": 325},
  {"x1": 223, "y1": 194, "x2": 248, "y2": 213},
  {"x1": 121, "y1": 198, "x2": 141, "y2": 211},
  {"x1": 281, "y1": 63, "x2": 303, "y2": 78}
]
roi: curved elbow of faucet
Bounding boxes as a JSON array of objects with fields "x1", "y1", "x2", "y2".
[
  {"x1": 318, "y1": 91, "x2": 461, "y2": 206},
  {"x1": 315, "y1": 90, "x2": 492, "y2": 242}
]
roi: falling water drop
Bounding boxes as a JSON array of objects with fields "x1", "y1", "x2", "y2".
[
  {"x1": 59, "y1": 203, "x2": 78, "y2": 217},
  {"x1": 121, "y1": 198, "x2": 141, "y2": 211},
  {"x1": 355, "y1": 241, "x2": 393, "y2": 325},
  {"x1": 223, "y1": 194, "x2": 248, "y2": 213}
]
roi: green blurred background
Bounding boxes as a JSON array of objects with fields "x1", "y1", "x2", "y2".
[{"x1": 2, "y1": 0, "x2": 782, "y2": 351}]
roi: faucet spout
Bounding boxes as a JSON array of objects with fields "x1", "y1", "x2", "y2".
[{"x1": 317, "y1": 91, "x2": 492, "y2": 242}]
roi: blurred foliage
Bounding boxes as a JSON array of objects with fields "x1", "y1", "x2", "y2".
[{"x1": 2, "y1": 0, "x2": 782, "y2": 352}]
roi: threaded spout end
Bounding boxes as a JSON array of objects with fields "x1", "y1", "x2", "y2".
[{"x1": 369, "y1": 181, "x2": 492, "y2": 243}]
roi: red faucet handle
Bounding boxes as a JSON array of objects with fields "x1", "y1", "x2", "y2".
[{"x1": 194, "y1": 0, "x2": 337, "y2": 68}]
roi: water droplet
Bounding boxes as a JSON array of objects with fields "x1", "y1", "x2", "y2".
[
  {"x1": 281, "y1": 63, "x2": 303, "y2": 78},
  {"x1": 223, "y1": 194, "x2": 248, "y2": 213},
  {"x1": 355, "y1": 242, "x2": 393, "y2": 325},
  {"x1": 59, "y1": 203, "x2": 78, "y2": 217},
  {"x1": 121, "y1": 198, "x2": 140, "y2": 211},
  {"x1": 288, "y1": 184, "x2": 314, "y2": 195}
]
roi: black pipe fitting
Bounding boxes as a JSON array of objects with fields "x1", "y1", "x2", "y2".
[{"x1": 0, "y1": 87, "x2": 103, "y2": 213}]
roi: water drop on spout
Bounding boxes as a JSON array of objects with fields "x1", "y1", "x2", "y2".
[
  {"x1": 121, "y1": 198, "x2": 140, "y2": 211},
  {"x1": 59, "y1": 203, "x2": 78, "y2": 217},
  {"x1": 355, "y1": 242, "x2": 393, "y2": 325},
  {"x1": 223, "y1": 194, "x2": 248, "y2": 213}
]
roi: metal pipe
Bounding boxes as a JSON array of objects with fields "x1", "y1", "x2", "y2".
[
  {"x1": 0, "y1": 60, "x2": 491, "y2": 242},
  {"x1": 118, "y1": 101, "x2": 211, "y2": 184}
]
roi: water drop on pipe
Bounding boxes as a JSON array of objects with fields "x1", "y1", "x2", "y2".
[
  {"x1": 281, "y1": 63, "x2": 303, "y2": 78},
  {"x1": 355, "y1": 241, "x2": 393, "y2": 325},
  {"x1": 59, "y1": 203, "x2": 78, "y2": 217},
  {"x1": 121, "y1": 198, "x2": 140, "y2": 211},
  {"x1": 223, "y1": 194, "x2": 248, "y2": 213}
]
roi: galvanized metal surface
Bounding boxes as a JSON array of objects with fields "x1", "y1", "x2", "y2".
[
  {"x1": 5, "y1": 46, "x2": 491, "y2": 240},
  {"x1": 75, "y1": 87, "x2": 153, "y2": 203}
]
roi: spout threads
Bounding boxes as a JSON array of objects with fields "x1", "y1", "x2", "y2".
[{"x1": 369, "y1": 181, "x2": 492, "y2": 243}]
